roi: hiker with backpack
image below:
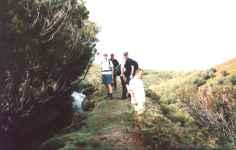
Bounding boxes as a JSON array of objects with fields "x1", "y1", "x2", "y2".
[
  {"x1": 110, "y1": 53, "x2": 120, "y2": 90},
  {"x1": 100, "y1": 53, "x2": 114, "y2": 99},
  {"x1": 120, "y1": 52, "x2": 139, "y2": 99}
]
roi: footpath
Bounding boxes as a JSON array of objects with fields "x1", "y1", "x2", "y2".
[{"x1": 41, "y1": 85, "x2": 146, "y2": 150}]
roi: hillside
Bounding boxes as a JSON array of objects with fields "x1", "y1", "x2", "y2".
[
  {"x1": 216, "y1": 57, "x2": 236, "y2": 74},
  {"x1": 40, "y1": 65, "x2": 236, "y2": 150},
  {"x1": 40, "y1": 70, "x2": 147, "y2": 150}
]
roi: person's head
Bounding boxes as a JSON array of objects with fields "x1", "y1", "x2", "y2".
[
  {"x1": 110, "y1": 53, "x2": 114, "y2": 59},
  {"x1": 103, "y1": 53, "x2": 108, "y2": 59},
  {"x1": 123, "y1": 51, "x2": 129, "y2": 60},
  {"x1": 135, "y1": 69, "x2": 144, "y2": 79}
]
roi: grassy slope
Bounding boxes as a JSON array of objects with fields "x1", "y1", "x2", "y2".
[
  {"x1": 206, "y1": 57, "x2": 236, "y2": 85},
  {"x1": 216, "y1": 57, "x2": 236, "y2": 74},
  {"x1": 41, "y1": 65, "x2": 146, "y2": 150},
  {"x1": 141, "y1": 59, "x2": 236, "y2": 149},
  {"x1": 41, "y1": 59, "x2": 236, "y2": 150},
  {"x1": 40, "y1": 66, "x2": 193, "y2": 150},
  {"x1": 41, "y1": 99, "x2": 136, "y2": 150}
]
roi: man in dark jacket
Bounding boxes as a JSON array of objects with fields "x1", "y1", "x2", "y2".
[
  {"x1": 120, "y1": 52, "x2": 139, "y2": 99},
  {"x1": 110, "y1": 53, "x2": 120, "y2": 90}
]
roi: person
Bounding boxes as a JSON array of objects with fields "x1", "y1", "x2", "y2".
[
  {"x1": 110, "y1": 53, "x2": 120, "y2": 90},
  {"x1": 100, "y1": 53, "x2": 114, "y2": 99},
  {"x1": 128, "y1": 69, "x2": 146, "y2": 114},
  {"x1": 120, "y1": 52, "x2": 139, "y2": 99}
]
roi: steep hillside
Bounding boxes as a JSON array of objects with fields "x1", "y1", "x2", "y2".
[
  {"x1": 40, "y1": 64, "x2": 236, "y2": 150},
  {"x1": 216, "y1": 57, "x2": 236, "y2": 74}
]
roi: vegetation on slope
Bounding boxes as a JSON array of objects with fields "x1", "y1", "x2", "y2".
[
  {"x1": 216, "y1": 57, "x2": 236, "y2": 74},
  {"x1": 0, "y1": 0, "x2": 98, "y2": 149},
  {"x1": 42, "y1": 61, "x2": 236, "y2": 150},
  {"x1": 142, "y1": 67, "x2": 236, "y2": 149},
  {"x1": 40, "y1": 67, "x2": 144, "y2": 150}
]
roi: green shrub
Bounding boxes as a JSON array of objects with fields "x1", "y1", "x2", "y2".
[
  {"x1": 218, "y1": 78, "x2": 225, "y2": 85},
  {"x1": 204, "y1": 68, "x2": 216, "y2": 79},
  {"x1": 140, "y1": 102, "x2": 210, "y2": 149},
  {"x1": 145, "y1": 89, "x2": 161, "y2": 101},
  {"x1": 159, "y1": 94, "x2": 177, "y2": 105},
  {"x1": 193, "y1": 77, "x2": 206, "y2": 87},
  {"x1": 209, "y1": 68, "x2": 217, "y2": 73},
  {"x1": 221, "y1": 70, "x2": 230, "y2": 77},
  {"x1": 230, "y1": 75, "x2": 236, "y2": 85},
  {"x1": 142, "y1": 69, "x2": 236, "y2": 149},
  {"x1": 217, "y1": 136, "x2": 236, "y2": 150}
]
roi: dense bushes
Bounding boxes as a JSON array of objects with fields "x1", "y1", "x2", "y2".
[
  {"x1": 192, "y1": 69, "x2": 217, "y2": 87},
  {"x1": 143, "y1": 70, "x2": 236, "y2": 149},
  {"x1": 0, "y1": 0, "x2": 97, "y2": 149},
  {"x1": 193, "y1": 77, "x2": 206, "y2": 87}
]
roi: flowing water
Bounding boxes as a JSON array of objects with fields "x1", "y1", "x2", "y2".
[{"x1": 71, "y1": 91, "x2": 86, "y2": 112}]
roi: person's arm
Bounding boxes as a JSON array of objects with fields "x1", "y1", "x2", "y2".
[
  {"x1": 130, "y1": 65, "x2": 135, "y2": 78},
  {"x1": 120, "y1": 64, "x2": 124, "y2": 76},
  {"x1": 111, "y1": 63, "x2": 114, "y2": 80},
  {"x1": 129, "y1": 90, "x2": 135, "y2": 102},
  {"x1": 120, "y1": 61, "x2": 126, "y2": 81},
  {"x1": 96, "y1": 51, "x2": 103, "y2": 70},
  {"x1": 128, "y1": 81, "x2": 137, "y2": 104}
]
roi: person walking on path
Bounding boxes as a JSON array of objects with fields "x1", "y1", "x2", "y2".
[
  {"x1": 100, "y1": 53, "x2": 114, "y2": 99},
  {"x1": 128, "y1": 69, "x2": 146, "y2": 115},
  {"x1": 120, "y1": 52, "x2": 139, "y2": 99},
  {"x1": 110, "y1": 53, "x2": 120, "y2": 90}
]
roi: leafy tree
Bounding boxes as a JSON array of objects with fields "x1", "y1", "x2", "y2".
[{"x1": 0, "y1": 0, "x2": 98, "y2": 149}]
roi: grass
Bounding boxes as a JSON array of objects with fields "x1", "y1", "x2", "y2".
[
  {"x1": 41, "y1": 62, "x2": 236, "y2": 150},
  {"x1": 41, "y1": 99, "x2": 135, "y2": 150},
  {"x1": 216, "y1": 57, "x2": 236, "y2": 74},
  {"x1": 44, "y1": 67, "x2": 202, "y2": 150},
  {"x1": 40, "y1": 78, "x2": 141, "y2": 150}
]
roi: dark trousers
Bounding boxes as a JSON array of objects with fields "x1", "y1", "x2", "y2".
[
  {"x1": 121, "y1": 75, "x2": 130, "y2": 99},
  {"x1": 112, "y1": 74, "x2": 117, "y2": 89}
]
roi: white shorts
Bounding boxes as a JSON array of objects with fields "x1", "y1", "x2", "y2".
[{"x1": 132, "y1": 102, "x2": 145, "y2": 114}]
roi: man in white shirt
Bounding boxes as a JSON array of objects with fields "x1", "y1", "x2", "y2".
[
  {"x1": 100, "y1": 53, "x2": 114, "y2": 99},
  {"x1": 128, "y1": 69, "x2": 146, "y2": 114}
]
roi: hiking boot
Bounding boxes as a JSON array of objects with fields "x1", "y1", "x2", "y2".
[
  {"x1": 109, "y1": 93, "x2": 113, "y2": 100},
  {"x1": 105, "y1": 93, "x2": 113, "y2": 100}
]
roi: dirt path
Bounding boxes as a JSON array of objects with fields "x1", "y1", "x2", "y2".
[
  {"x1": 41, "y1": 82, "x2": 146, "y2": 150},
  {"x1": 82, "y1": 85, "x2": 146, "y2": 150}
]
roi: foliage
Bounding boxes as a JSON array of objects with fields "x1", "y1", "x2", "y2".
[
  {"x1": 143, "y1": 70, "x2": 187, "y2": 88},
  {"x1": 143, "y1": 70, "x2": 236, "y2": 149},
  {"x1": 193, "y1": 77, "x2": 206, "y2": 87},
  {"x1": 230, "y1": 75, "x2": 236, "y2": 85},
  {"x1": 0, "y1": 0, "x2": 98, "y2": 149},
  {"x1": 204, "y1": 68, "x2": 216, "y2": 79},
  {"x1": 221, "y1": 70, "x2": 230, "y2": 77},
  {"x1": 192, "y1": 70, "x2": 216, "y2": 87},
  {"x1": 140, "y1": 100, "x2": 210, "y2": 149},
  {"x1": 184, "y1": 86, "x2": 236, "y2": 134},
  {"x1": 38, "y1": 68, "x2": 236, "y2": 149},
  {"x1": 216, "y1": 57, "x2": 236, "y2": 75},
  {"x1": 40, "y1": 99, "x2": 134, "y2": 150}
]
